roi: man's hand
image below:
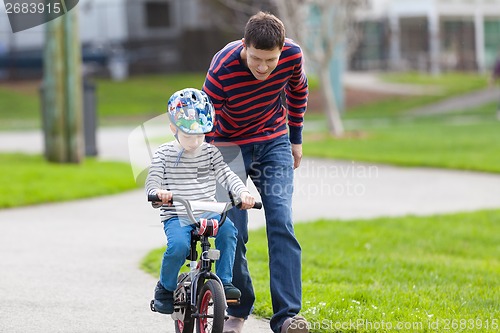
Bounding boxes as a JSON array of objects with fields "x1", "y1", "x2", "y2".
[
  {"x1": 291, "y1": 144, "x2": 303, "y2": 169},
  {"x1": 239, "y1": 191, "x2": 255, "y2": 210}
]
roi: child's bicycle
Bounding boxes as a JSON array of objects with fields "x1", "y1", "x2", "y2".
[{"x1": 148, "y1": 193, "x2": 262, "y2": 333}]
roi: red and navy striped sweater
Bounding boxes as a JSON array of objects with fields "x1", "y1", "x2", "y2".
[{"x1": 203, "y1": 39, "x2": 308, "y2": 145}]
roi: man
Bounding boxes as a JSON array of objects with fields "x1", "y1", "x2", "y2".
[{"x1": 203, "y1": 11, "x2": 309, "y2": 333}]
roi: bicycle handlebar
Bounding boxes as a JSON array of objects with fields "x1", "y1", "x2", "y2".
[{"x1": 147, "y1": 194, "x2": 262, "y2": 226}]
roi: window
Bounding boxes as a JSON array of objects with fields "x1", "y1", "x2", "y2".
[{"x1": 145, "y1": 1, "x2": 171, "y2": 28}]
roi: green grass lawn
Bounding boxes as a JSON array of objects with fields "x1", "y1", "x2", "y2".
[
  {"x1": 0, "y1": 153, "x2": 138, "y2": 208},
  {"x1": 305, "y1": 86, "x2": 500, "y2": 173},
  {"x1": 381, "y1": 71, "x2": 488, "y2": 92},
  {"x1": 0, "y1": 83, "x2": 41, "y2": 129},
  {"x1": 95, "y1": 73, "x2": 206, "y2": 121},
  {"x1": 0, "y1": 72, "x2": 489, "y2": 129},
  {"x1": 0, "y1": 73, "x2": 207, "y2": 129},
  {"x1": 142, "y1": 210, "x2": 500, "y2": 332},
  {"x1": 0, "y1": 85, "x2": 39, "y2": 119},
  {"x1": 344, "y1": 72, "x2": 489, "y2": 119}
]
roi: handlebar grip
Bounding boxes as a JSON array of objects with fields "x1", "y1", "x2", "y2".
[
  {"x1": 148, "y1": 194, "x2": 160, "y2": 202},
  {"x1": 148, "y1": 193, "x2": 174, "y2": 205},
  {"x1": 253, "y1": 202, "x2": 263, "y2": 210},
  {"x1": 232, "y1": 196, "x2": 262, "y2": 210}
]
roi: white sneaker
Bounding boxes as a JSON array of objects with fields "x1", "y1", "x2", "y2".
[
  {"x1": 223, "y1": 316, "x2": 245, "y2": 333},
  {"x1": 281, "y1": 315, "x2": 310, "y2": 333}
]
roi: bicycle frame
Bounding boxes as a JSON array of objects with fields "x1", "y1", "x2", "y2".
[{"x1": 187, "y1": 228, "x2": 225, "y2": 312}]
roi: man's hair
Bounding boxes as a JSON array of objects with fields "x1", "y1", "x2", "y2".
[{"x1": 244, "y1": 11, "x2": 285, "y2": 51}]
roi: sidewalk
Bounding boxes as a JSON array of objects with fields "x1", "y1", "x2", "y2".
[
  {"x1": 345, "y1": 72, "x2": 500, "y2": 114},
  {"x1": 344, "y1": 72, "x2": 442, "y2": 95},
  {"x1": 2, "y1": 123, "x2": 500, "y2": 332},
  {"x1": 408, "y1": 86, "x2": 500, "y2": 115}
]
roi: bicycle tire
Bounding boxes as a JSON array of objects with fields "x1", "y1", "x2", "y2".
[
  {"x1": 174, "y1": 273, "x2": 194, "y2": 333},
  {"x1": 196, "y1": 280, "x2": 226, "y2": 333}
]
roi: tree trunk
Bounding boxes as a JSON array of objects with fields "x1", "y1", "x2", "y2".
[
  {"x1": 43, "y1": 9, "x2": 83, "y2": 163},
  {"x1": 63, "y1": 9, "x2": 84, "y2": 163},
  {"x1": 318, "y1": 68, "x2": 344, "y2": 137}
]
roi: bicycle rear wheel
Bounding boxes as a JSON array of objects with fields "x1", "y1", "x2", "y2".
[{"x1": 196, "y1": 280, "x2": 226, "y2": 333}]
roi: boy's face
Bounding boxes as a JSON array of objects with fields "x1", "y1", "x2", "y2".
[
  {"x1": 243, "y1": 43, "x2": 282, "y2": 81},
  {"x1": 171, "y1": 124, "x2": 205, "y2": 152}
]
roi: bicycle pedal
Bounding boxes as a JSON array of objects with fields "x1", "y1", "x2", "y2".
[
  {"x1": 226, "y1": 298, "x2": 240, "y2": 305},
  {"x1": 150, "y1": 300, "x2": 156, "y2": 312}
]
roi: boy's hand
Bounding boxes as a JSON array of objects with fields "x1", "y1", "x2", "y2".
[
  {"x1": 239, "y1": 191, "x2": 255, "y2": 210},
  {"x1": 156, "y1": 190, "x2": 173, "y2": 205}
]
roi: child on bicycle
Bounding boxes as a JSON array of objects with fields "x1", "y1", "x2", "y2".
[{"x1": 145, "y1": 88, "x2": 255, "y2": 314}]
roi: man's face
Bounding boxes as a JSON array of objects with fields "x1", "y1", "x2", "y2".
[{"x1": 244, "y1": 44, "x2": 282, "y2": 81}]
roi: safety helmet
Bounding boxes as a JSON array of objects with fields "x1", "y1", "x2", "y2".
[{"x1": 167, "y1": 88, "x2": 215, "y2": 134}]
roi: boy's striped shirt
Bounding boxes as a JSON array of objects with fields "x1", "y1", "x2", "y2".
[
  {"x1": 203, "y1": 39, "x2": 308, "y2": 145},
  {"x1": 145, "y1": 141, "x2": 247, "y2": 222}
]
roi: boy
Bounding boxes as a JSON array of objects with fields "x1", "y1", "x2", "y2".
[{"x1": 146, "y1": 88, "x2": 255, "y2": 314}]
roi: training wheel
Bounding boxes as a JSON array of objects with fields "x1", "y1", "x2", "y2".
[{"x1": 150, "y1": 300, "x2": 156, "y2": 312}]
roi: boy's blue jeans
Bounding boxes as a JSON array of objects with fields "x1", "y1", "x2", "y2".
[
  {"x1": 159, "y1": 213, "x2": 238, "y2": 292},
  {"x1": 216, "y1": 135, "x2": 302, "y2": 333}
]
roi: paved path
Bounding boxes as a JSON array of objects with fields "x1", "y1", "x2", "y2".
[
  {"x1": 345, "y1": 72, "x2": 500, "y2": 116},
  {"x1": 344, "y1": 72, "x2": 442, "y2": 95},
  {"x1": 408, "y1": 86, "x2": 500, "y2": 115},
  {"x1": 2, "y1": 125, "x2": 500, "y2": 332}
]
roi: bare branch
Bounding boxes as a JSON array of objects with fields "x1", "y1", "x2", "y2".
[
  {"x1": 205, "y1": 0, "x2": 281, "y2": 34},
  {"x1": 272, "y1": 0, "x2": 368, "y2": 136}
]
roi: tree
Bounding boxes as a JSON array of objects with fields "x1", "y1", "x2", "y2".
[
  {"x1": 204, "y1": 0, "x2": 276, "y2": 33},
  {"x1": 42, "y1": 8, "x2": 84, "y2": 163},
  {"x1": 272, "y1": 0, "x2": 367, "y2": 137}
]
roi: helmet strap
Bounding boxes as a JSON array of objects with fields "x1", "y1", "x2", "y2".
[
  {"x1": 173, "y1": 128, "x2": 184, "y2": 166},
  {"x1": 174, "y1": 148, "x2": 184, "y2": 166},
  {"x1": 173, "y1": 128, "x2": 179, "y2": 142}
]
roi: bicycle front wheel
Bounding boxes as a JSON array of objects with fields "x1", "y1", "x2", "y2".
[{"x1": 196, "y1": 280, "x2": 226, "y2": 333}]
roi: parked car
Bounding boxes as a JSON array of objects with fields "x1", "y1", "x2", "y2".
[{"x1": 0, "y1": 43, "x2": 109, "y2": 79}]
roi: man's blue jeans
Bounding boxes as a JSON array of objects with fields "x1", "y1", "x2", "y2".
[
  {"x1": 216, "y1": 135, "x2": 302, "y2": 333},
  {"x1": 159, "y1": 214, "x2": 238, "y2": 292}
]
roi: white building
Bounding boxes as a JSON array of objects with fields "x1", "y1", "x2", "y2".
[
  {"x1": 0, "y1": 0, "x2": 210, "y2": 48},
  {"x1": 0, "y1": 0, "x2": 215, "y2": 79},
  {"x1": 353, "y1": 0, "x2": 500, "y2": 73}
]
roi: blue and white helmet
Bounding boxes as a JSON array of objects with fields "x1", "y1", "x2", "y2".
[{"x1": 167, "y1": 88, "x2": 215, "y2": 134}]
